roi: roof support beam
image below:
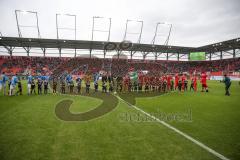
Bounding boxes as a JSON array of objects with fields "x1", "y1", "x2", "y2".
[
  {"x1": 1, "y1": 42, "x2": 15, "y2": 56},
  {"x1": 89, "y1": 48, "x2": 92, "y2": 58},
  {"x1": 4, "y1": 46, "x2": 14, "y2": 56},
  {"x1": 23, "y1": 46, "x2": 31, "y2": 56},
  {"x1": 103, "y1": 50, "x2": 106, "y2": 59},
  {"x1": 58, "y1": 48, "x2": 62, "y2": 57},
  {"x1": 154, "y1": 52, "x2": 158, "y2": 61},
  {"x1": 130, "y1": 51, "x2": 133, "y2": 60},
  {"x1": 42, "y1": 47, "x2": 46, "y2": 57},
  {"x1": 117, "y1": 50, "x2": 121, "y2": 59},
  {"x1": 142, "y1": 52, "x2": 148, "y2": 60},
  {"x1": 220, "y1": 51, "x2": 223, "y2": 60},
  {"x1": 233, "y1": 48, "x2": 235, "y2": 58}
]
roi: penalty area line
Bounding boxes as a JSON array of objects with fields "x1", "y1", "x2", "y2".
[{"x1": 116, "y1": 95, "x2": 230, "y2": 160}]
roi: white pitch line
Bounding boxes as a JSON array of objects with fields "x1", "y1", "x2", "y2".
[{"x1": 116, "y1": 95, "x2": 230, "y2": 160}]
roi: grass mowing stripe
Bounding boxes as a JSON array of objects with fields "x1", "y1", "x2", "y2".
[{"x1": 116, "y1": 95, "x2": 230, "y2": 160}]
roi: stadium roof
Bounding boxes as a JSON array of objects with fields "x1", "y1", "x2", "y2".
[
  {"x1": 0, "y1": 36, "x2": 239, "y2": 55},
  {"x1": 0, "y1": 36, "x2": 194, "y2": 53},
  {"x1": 197, "y1": 38, "x2": 240, "y2": 53}
]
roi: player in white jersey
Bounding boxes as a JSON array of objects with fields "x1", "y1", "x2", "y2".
[
  {"x1": 0, "y1": 72, "x2": 8, "y2": 95},
  {"x1": 27, "y1": 74, "x2": 33, "y2": 95},
  {"x1": 9, "y1": 74, "x2": 18, "y2": 96}
]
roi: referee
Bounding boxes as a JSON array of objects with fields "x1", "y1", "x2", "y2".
[{"x1": 223, "y1": 74, "x2": 231, "y2": 96}]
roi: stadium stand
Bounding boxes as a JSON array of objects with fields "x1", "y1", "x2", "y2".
[{"x1": 0, "y1": 56, "x2": 240, "y2": 76}]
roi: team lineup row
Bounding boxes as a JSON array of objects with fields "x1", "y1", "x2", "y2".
[{"x1": 0, "y1": 72, "x2": 212, "y2": 96}]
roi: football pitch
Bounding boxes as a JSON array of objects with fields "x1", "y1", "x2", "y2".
[{"x1": 0, "y1": 81, "x2": 239, "y2": 160}]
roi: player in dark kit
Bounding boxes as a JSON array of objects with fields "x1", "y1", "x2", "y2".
[
  {"x1": 138, "y1": 82, "x2": 142, "y2": 92},
  {"x1": 69, "y1": 81, "x2": 74, "y2": 94},
  {"x1": 37, "y1": 78, "x2": 43, "y2": 94},
  {"x1": 16, "y1": 79, "x2": 22, "y2": 95},
  {"x1": 116, "y1": 77, "x2": 121, "y2": 92},
  {"x1": 31, "y1": 79, "x2": 36, "y2": 94},
  {"x1": 119, "y1": 80, "x2": 123, "y2": 92},
  {"x1": 184, "y1": 79, "x2": 188, "y2": 91},
  {"x1": 44, "y1": 80, "x2": 48, "y2": 94},
  {"x1": 128, "y1": 81, "x2": 132, "y2": 92},
  {"x1": 61, "y1": 81, "x2": 65, "y2": 94},
  {"x1": 77, "y1": 82, "x2": 81, "y2": 93},
  {"x1": 86, "y1": 81, "x2": 90, "y2": 94},
  {"x1": 133, "y1": 81, "x2": 138, "y2": 91},
  {"x1": 178, "y1": 79, "x2": 182, "y2": 91},
  {"x1": 163, "y1": 79, "x2": 167, "y2": 92},
  {"x1": 94, "y1": 82, "x2": 98, "y2": 92},
  {"x1": 158, "y1": 78, "x2": 162, "y2": 92},
  {"x1": 190, "y1": 78, "x2": 194, "y2": 91},
  {"x1": 7, "y1": 80, "x2": 11, "y2": 95},
  {"x1": 145, "y1": 81, "x2": 149, "y2": 92},
  {"x1": 76, "y1": 78, "x2": 81, "y2": 94},
  {"x1": 152, "y1": 78, "x2": 156, "y2": 92},
  {"x1": 109, "y1": 82, "x2": 113, "y2": 92},
  {"x1": 52, "y1": 79, "x2": 57, "y2": 94},
  {"x1": 170, "y1": 79, "x2": 174, "y2": 91},
  {"x1": 102, "y1": 81, "x2": 107, "y2": 93},
  {"x1": 84, "y1": 74, "x2": 91, "y2": 94}
]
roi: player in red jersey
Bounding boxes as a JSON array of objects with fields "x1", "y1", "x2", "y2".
[
  {"x1": 190, "y1": 75, "x2": 197, "y2": 92},
  {"x1": 181, "y1": 74, "x2": 186, "y2": 91},
  {"x1": 123, "y1": 75, "x2": 129, "y2": 92},
  {"x1": 144, "y1": 76, "x2": 150, "y2": 92},
  {"x1": 167, "y1": 75, "x2": 172, "y2": 91},
  {"x1": 175, "y1": 73, "x2": 179, "y2": 90},
  {"x1": 138, "y1": 73, "x2": 144, "y2": 92},
  {"x1": 201, "y1": 72, "x2": 208, "y2": 92},
  {"x1": 150, "y1": 76, "x2": 154, "y2": 91},
  {"x1": 193, "y1": 75, "x2": 197, "y2": 91}
]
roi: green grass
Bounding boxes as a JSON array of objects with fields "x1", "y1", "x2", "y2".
[
  {"x1": 136, "y1": 81, "x2": 240, "y2": 159},
  {"x1": 0, "y1": 80, "x2": 239, "y2": 160}
]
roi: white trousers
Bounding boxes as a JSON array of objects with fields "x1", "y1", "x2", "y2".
[
  {"x1": 9, "y1": 85, "x2": 16, "y2": 96},
  {"x1": 28, "y1": 84, "x2": 31, "y2": 95}
]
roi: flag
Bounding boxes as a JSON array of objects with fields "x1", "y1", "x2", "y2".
[{"x1": 129, "y1": 71, "x2": 138, "y2": 81}]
